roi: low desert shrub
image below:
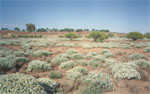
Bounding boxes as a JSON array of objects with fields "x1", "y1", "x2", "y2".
[
  {"x1": 76, "y1": 60, "x2": 88, "y2": 66},
  {"x1": 0, "y1": 55, "x2": 16, "y2": 70},
  {"x1": 0, "y1": 73, "x2": 47, "y2": 94},
  {"x1": 16, "y1": 57, "x2": 28, "y2": 63},
  {"x1": 88, "y1": 59, "x2": 103, "y2": 67},
  {"x1": 128, "y1": 53, "x2": 146, "y2": 60},
  {"x1": 144, "y1": 47, "x2": 150, "y2": 53},
  {"x1": 38, "y1": 78, "x2": 59, "y2": 93},
  {"x1": 27, "y1": 60, "x2": 51, "y2": 72},
  {"x1": 0, "y1": 41, "x2": 10, "y2": 46},
  {"x1": 0, "y1": 48, "x2": 13, "y2": 57},
  {"x1": 103, "y1": 58, "x2": 116, "y2": 68},
  {"x1": 49, "y1": 71, "x2": 62, "y2": 79},
  {"x1": 136, "y1": 44, "x2": 143, "y2": 48},
  {"x1": 83, "y1": 72, "x2": 113, "y2": 90},
  {"x1": 127, "y1": 32, "x2": 144, "y2": 41},
  {"x1": 59, "y1": 60, "x2": 76, "y2": 70},
  {"x1": 52, "y1": 54, "x2": 69, "y2": 65},
  {"x1": 80, "y1": 83, "x2": 102, "y2": 94},
  {"x1": 111, "y1": 62, "x2": 141, "y2": 80},
  {"x1": 66, "y1": 66, "x2": 88, "y2": 80},
  {"x1": 14, "y1": 50, "x2": 25, "y2": 57},
  {"x1": 66, "y1": 71, "x2": 82, "y2": 80},
  {"x1": 86, "y1": 52, "x2": 98, "y2": 58},
  {"x1": 69, "y1": 53, "x2": 85, "y2": 59},
  {"x1": 101, "y1": 49, "x2": 113, "y2": 57},
  {"x1": 65, "y1": 49, "x2": 78, "y2": 55},
  {"x1": 68, "y1": 66, "x2": 88, "y2": 75},
  {"x1": 32, "y1": 50, "x2": 52, "y2": 57},
  {"x1": 135, "y1": 59, "x2": 150, "y2": 69}
]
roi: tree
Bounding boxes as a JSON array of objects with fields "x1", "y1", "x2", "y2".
[
  {"x1": 37, "y1": 28, "x2": 47, "y2": 32},
  {"x1": 22, "y1": 29, "x2": 26, "y2": 32},
  {"x1": 76, "y1": 29, "x2": 83, "y2": 32},
  {"x1": 84, "y1": 29, "x2": 89, "y2": 31},
  {"x1": 144, "y1": 33, "x2": 150, "y2": 39},
  {"x1": 100, "y1": 29, "x2": 110, "y2": 32},
  {"x1": 127, "y1": 32, "x2": 144, "y2": 41},
  {"x1": 65, "y1": 32, "x2": 79, "y2": 40},
  {"x1": 89, "y1": 31, "x2": 108, "y2": 42},
  {"x1": 26, "y1": 24, "x2": 36, "y2": 32},
  {"x1": 1, "y1": 27, "x2": 9, "y2": 31},
  {"x1": 14, "y1": 27, "x2": 20, "y2": 31},
  {"x1": 60, "y1": 28, "x2": 74, "y2": 32}
]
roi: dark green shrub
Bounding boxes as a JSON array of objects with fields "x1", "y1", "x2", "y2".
[
  {"x1": 16, "y1": 57, "x2": 28, "y2": 63},
  {"x1": 144, "y1": 33, "x2": 150, "y2": 39},
  {"x1": 38, "y1": 78, "x2": 60, "y2": 93},
  {"x1": 89, "y1": 31, "x2": 108, "y2": 42},
  {"x1": 49, "y1": 71, "x2": 62, "y2": 79},
  {"x1": 0, "y1": 55, "x2": 16, "y2": 70},
  {"x1": 127, "y1": 32, "x2": 144, "y2": 41},
  {"x1": 65, "y1": 32, "x2": 79, "y2": 40},
  {"x1": 32, "y1": 50, "x2": 52, "y2": 57}
]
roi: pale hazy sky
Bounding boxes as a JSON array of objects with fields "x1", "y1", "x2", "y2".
[{"x1": 0, "y1": 0, "x2": 150, "y2": 33}]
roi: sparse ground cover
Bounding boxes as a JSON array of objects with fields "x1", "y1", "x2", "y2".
[{"x1": 0, "y1": 32, "x2": 150, "y2": 94}]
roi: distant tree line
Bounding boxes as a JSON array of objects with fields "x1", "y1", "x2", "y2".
[{"x1": 0, "y1": 23, "x2": 110, "y2": 32}]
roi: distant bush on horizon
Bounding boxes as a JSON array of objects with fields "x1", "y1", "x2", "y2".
[{"x1": 127, "y1": 32, "x2": 144, "y2": 41}]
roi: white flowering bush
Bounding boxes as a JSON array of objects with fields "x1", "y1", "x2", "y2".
[
  {"x1": 128, "y1": 53, "x2": 146, "y2": 60},
  {"x1": 82, "y1": 72, "x2": 113, "y2": 90},
  {"x1": 144, "y1": 47, "x2": 150, "y2": 53},
  {"x1": 66, "y1": 71, "x2": 82, "y2": 80},
  {"x1": 111, "y1": 62, "x2": 141, "y2": 80},
  {"x1": 0, "y1": 73, "x2": 47, "y2": 94},
  {"x1": 52, "y1": 49, "x2": 84, "y2": 65},
  {"x1": 27, "y1": 60, "x2": 51, "y2": 72},
  {"x1": 103, "y1": 58, "x2": 116, "y2": 68},
  {"x1": 135, "y1": 59, "x2": 150, "y2": 69},
  {"x1": 59, "y1": 60, "x2": 76, "y2": 70},
  {"x1": 66, "y1": 66, "x2": 88, "y2": 80},
  {"x1": 52, "y1": 54, "x2": 69, "y2": 65},
  {"x1": 32, "y1": 50, "x2": 52, "y2": 57}
]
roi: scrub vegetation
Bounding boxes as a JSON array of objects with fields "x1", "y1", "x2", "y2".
[{"x1": 0, "y1": 28, "x2": 150, "y2": 94}]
